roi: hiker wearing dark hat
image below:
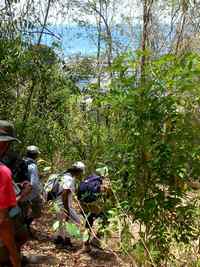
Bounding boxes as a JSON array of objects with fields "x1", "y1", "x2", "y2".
[
  {"x1": 0, "y1": 120, "x2": 21, "y2": 267},
  {"x1": 23, "y1": 145, "x2": 42, "y2": 235}
]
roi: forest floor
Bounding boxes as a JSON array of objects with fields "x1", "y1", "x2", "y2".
[{"x1": 22, "y1": 207, "x2": 133, "y2": 267}]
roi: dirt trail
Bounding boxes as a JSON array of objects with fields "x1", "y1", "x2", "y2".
[{"x1": 22, "y1": 208, "x2": 132, "y2": 267}]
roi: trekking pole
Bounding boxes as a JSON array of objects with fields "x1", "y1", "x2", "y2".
[{"x1": 73, "y1": 193, "x2": 124, "y2": 265}]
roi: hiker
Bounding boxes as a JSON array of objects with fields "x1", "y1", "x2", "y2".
[
  {"x1": 0, "y1": 120, "x2": 22, "y2": 267},
  {"x1": 78, "y1": 165, "x2": 111, "y2": 252},
  {"x1": 45, "y1": 161, "x2": 86, "y2": 249},
  {"x1": 23, "y1": 145, "x2": 43, "y2": 234}
]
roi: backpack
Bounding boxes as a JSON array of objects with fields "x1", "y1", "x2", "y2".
[
  {"x1": 13, "y1": 158, "x2": 32, "y2": 183},
  {"x1": 77, "y1": 174, "x2": 102, "y2": 203},
  {"x1": 44, "y1": 173, "x2": 63, "y2": 201},
  {"x1": 2, "y1": 154, "x2": 32, "y2": 183},
  {"x1": 14, "y1": 158, "x2": 36, "y2": 183}
]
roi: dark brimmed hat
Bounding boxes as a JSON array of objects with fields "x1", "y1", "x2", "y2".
[{"x1": 0, "y1": 120, "x2": 20, "y2": 143}]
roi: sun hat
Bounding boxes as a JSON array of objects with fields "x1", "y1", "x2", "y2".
[
  {"x1": 71, "y1": 161, "x2": 86, "y2": 172},
  {"x1": 26, "y1": 145, "x2": 40, "y2": 154},
  {"x1": 0, "y1": 120, "x2": 20, "y2": 143}
]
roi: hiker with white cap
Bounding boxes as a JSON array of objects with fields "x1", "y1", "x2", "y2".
[
  {"x1": 0, "y1": 120, "x2": 21, "y2": 267},
  {"x1": 47, "y1": 161, "x2": 86, "y2": 249},
  {"x1": 23, "y1": 145, "x2": 42, "y2": 234}
]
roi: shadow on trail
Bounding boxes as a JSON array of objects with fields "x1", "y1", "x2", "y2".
[
  {"x1": 89, "y1": 248, "x2": 117, "y2": 261},
  {"x1": 24, "y1": 255, "x2": 58, "y2": 266}
]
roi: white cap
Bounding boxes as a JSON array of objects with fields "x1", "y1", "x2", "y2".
[
  {"x1": 96, "y1": 166, "x2": 109, "y2": 177},
  {"x1": 72, "y1": 161, "x2": 85, "y2": 172},
  {"x1": 27, "y1": 145, "x2": 40, "y2": 154}
]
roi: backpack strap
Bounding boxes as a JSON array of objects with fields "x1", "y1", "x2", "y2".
[
  {"x1": 47, "y1": 173, "x2": 64, "y2": 200},
  {"x1": 85, "y1": 175, "x2": 102, "y2": 183},
  {"x1": 56, "y1": 172, "x2": 68, "y2": 197},
  {"x1": 23, "y1": 158, "x2": 35, "y2": 166}
]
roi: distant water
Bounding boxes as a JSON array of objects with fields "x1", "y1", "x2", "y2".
[{"x1": 28, "y1": 25, "x2": 141, "y2": 57}]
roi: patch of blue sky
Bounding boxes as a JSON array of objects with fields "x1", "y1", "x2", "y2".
[
  {"x1": 24, "y1": 23, "x2": 172, "y2": 58},
  {"x1": 28, "y1": 24, "x2": 139, "y2": 57}
]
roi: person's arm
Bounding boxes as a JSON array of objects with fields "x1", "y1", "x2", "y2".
[
  {"x1": 16, "y1": 182, "x2": 32, "y2": 203},
  {"x1": 62, "y1": 174, "x2": 74, "y2": 216},
  {"x1": 61, "y1": 174, "x2": 81, "y2": 224},
  {"x1": 62, "y1": 189, "x2": 71, "y2": 219}
]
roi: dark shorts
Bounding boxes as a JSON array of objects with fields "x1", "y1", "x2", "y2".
[
  {"x1": 31, "y1": 197, "x2": 42, "y2": 218},
  {"x1": 22, "y1": 196, "x2": 42, "y2": 220}
]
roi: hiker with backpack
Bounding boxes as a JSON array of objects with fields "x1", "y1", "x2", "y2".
[
  {"x1": 45, "y1": 161, "x2": 86, "y2": 249},
  {"x1": 77, "y1": 165, "x2": 111, "y2": 252},
  {"x1": 0, "y1": 120, "x2": 22, "y2": 267},
  {"x1": 23, "y1": 145, "x2": 43, "y2": 235},
  {"x1": 3, "y1": 152, "x2": 33, "y2": 200}
]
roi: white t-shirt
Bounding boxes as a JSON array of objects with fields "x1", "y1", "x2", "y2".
[
  {"x1": 61, "y1": 173, "x2": 75, "y2": 192},
  {"x1": 56, "y1": 173, "x2": 80, "y2": 224}
]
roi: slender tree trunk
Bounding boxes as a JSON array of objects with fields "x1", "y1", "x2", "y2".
[
  {"x1": 21, "y1": 79, "x2": 36, "y2": 135},
  {"x1": 37, "y1": 0, "x2": 51, "y2": 45},
  {"x1": 175, "y1": 11, "x2": 187, "y2": 54},
  {"x1": 141, "y1": 0, "x2": 153, "y2": 82},
  {"x1": 5, "y1": 0, "x2": 16, "y2": 39},
  {"x1": 91, "y1": 1, "x2": 113, "y2": 77},
  {"x1": 97, "y1": 0, "x2": 102, "y2": 89}
]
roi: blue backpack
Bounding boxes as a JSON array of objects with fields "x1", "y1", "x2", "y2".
[{"x1": 78, "y1": 174, "x2": 102, "y2": 203}]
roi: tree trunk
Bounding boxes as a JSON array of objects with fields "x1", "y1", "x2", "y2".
[
  {"x1": 97, "y1": 0, "x2": 102, "y2": 89},
  {"x1": 141, "y1": 0, "x2": 153, "y2": 82},
  {"x1": 37, "y1": 0, "x2": 51, "y2": 45}
]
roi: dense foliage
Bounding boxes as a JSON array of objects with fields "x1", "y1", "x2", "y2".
[
  {"x1": 1, "y1": 37, "x2": 200, "y2": 265},
  {"x1": 1, "y1": 0, "x2": 200, "y2": 264}
]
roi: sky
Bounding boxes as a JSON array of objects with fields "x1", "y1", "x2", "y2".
[
  {"x1": 0, "y1": 0, "x2": 171, "y2": 26},
  {"x1": 0, "y1": 0, "x2": 172, "y2": 56},
  {"x1": 0, "y1": 0, "x2": 143, "y2": 25},
  {"x1": 9, "y1": 0, "x2": 143, "y2": 56},
  {"x1": 10, "y1": 0, "x2": 172, "y2": 25}
]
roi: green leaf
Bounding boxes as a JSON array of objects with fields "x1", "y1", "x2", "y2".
[
  {"x1": 53, "y1": 221, "x2": 60, "y2": 231},
  {"x1": 82, "y1": 230, "x2": 89, "y2": 242},
  {"x1": 65, "y1": 222, "x2": 81, "y2": 238}
]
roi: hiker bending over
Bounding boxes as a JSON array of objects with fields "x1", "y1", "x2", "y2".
[
  {"x1": 46, "y1": 161, "x2": 85, "y2": 249},
  {"x1": 23, "y1": 145, "x2": 43, "y2": 234},
  {"x1": 78, "y1": 165, "x2": 111, "y2": 252},
  {"x1": 0, "y1": 120, "x2": 21, "y2": 267}
]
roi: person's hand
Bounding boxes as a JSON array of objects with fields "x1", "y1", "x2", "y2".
[
  {"x1": 21, "y1": 181, "x2": 31, "y2": 188},
  {"x1": 101, "y1": 183, "x2": 108, "y2": 192},
  {"x1": 17, "y1": 182, "x2": 32, "y2": 203}
]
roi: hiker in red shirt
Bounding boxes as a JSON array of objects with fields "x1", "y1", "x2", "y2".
[{"x1": 0, "y1": 120, "x2": 21, "y2": 267}]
